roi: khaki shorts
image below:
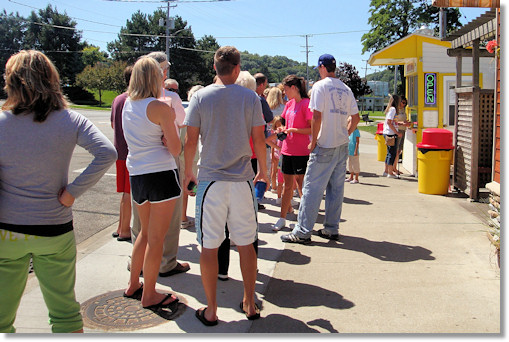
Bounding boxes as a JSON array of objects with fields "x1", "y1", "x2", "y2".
[{"x1": 348, "y1": 155, "x2": 360, "y2": 174}]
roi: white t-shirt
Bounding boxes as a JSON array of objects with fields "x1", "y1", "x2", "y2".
[
  {"x1": 309, "y1": 77, "x2": 359, "y2": 148},
  {"x1": 383, "y1": 107, "x2": 397, "y2": 135}
]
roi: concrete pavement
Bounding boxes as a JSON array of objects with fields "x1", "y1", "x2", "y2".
[{"x1": 10, "y1": 129, "x2": 500, "y2": 334}]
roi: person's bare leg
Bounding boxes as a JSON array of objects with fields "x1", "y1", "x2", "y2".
[
  {"x1": 199, "y1": 247, "x2": 219, "y2": 322},
  {"x1": 126, "y1": 202, "x2": 148, "y2": 296},
  {"x1": 140, "y1": 200, "x2": 178, "y2": 307},
  {"x1": 181, "y1": 193, "x2": 189, "y2": 223},
  {"x1": 118, "y1": 192, "x2": 132, "y2": 237},
  {"x1": 280, "y1": 174, "x2": 294, "y2": 219},
  {"x1": 237, "y1": 244, "x2": 258, "y2": 316}
]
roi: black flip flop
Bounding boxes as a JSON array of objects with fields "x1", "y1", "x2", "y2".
[
  {"x1": 123, "y1": 283, "x2": 143, "y2": 300},
  {"x1": 117, "y1": 236, "x2": 132, "y2": 242},
  {"x1": 239, "y1": 302, "x2": 260, "y2": 320},
  {"x1": 195, "y1": 308, "x2": 218, "y2": 326},
  {"x1": 143, "y1": 293, "x2": 179, "y2": 311}
]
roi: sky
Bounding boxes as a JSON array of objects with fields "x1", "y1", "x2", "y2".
[{"x1": 3, "y1": 0, "x2": 489, "y2": 77}]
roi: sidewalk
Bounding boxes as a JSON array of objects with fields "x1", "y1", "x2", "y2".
[{"x1": 11, "y1": 130, "x2": 500, "y2": 333}]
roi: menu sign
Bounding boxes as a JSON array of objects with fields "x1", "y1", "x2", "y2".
[{"x1": 425, "y1": 73, "x2": 437, "y2": 106}]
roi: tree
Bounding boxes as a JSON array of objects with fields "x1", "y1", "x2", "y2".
[
  {"x1": 76, "y1": 61, "x2": 127, "y2": 106},
  {"x1": 107, "y1": 10, "x2": 164, "y2": 62},
  {"x1": 24, "y1": 5, "x2": 84, "y2": 85},
  {"x1": 336, "y1": 62, "x2": 372, "y2": 99},
  {"x1": 361, "y1": 0, "x2": 462, "y2": 94},
  {"x1": 0, "y1": 10, "x2": 25, "y2": 97},
  {"x1": 195, "y1": 35, "x2": 220, "y2": 86},
  {"x1": 82, "y1": 45, "x2": 107, "y2": 67}
]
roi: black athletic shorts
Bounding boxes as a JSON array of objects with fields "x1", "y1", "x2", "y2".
[
  {"x1": 281, "y1": 154, "x2": 309, "y2": 175},
  {"x1": 130, "y1": 169, "x2": 181, "y2": 205}
]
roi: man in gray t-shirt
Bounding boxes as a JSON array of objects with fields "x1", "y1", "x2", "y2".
[{"x1": 183, "y1": 46, "x2": 267, "y2": 326}]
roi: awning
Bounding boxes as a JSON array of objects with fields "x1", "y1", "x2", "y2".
[{"x1": 432, "y1": 0, "x2": 500, "y2": 7}]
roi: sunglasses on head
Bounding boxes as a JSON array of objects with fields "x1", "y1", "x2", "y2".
[{"x1": 166, "y1": 88, "x2": 178, "y2": 92}]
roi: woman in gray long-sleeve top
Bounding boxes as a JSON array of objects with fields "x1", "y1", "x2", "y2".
[{"x1": 0, "y1": 50, "x2": 117, "y2": 333}]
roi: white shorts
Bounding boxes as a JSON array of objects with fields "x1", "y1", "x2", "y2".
[
  {"x1": 348, "y1": 155, "x2": 360, "y2": 174},
  {"x1": 195, "y1": 181, "x2": 258, "y2": 249}
]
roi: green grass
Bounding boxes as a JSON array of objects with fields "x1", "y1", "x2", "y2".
[
  {"x1": 87, "y1": 89, "x2": 120, "y2": 109},
  {"x1": 357, "y1": 124, "x2": 378, "y2": 135}
]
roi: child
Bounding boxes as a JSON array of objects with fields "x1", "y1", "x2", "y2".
[
  {"x1": 265, "y1": 116, "x2": 293, "y2": 213},
  {"x1": 347, "y1": 122, "x2": 361, "y2": 184}
]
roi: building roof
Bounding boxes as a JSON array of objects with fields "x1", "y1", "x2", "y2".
[
  {"x1": 442, "y1": 9, "x2": 497, "y2": 48},
  {"x1": 368, "y1": 33, "x2": 450, "y2": 66}
]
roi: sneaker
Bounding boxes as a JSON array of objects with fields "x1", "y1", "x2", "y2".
[
  {"x1": 276, "y1": 197, "x2": 282, "y2": 205},
  {"x1": 317, "y1": 229, "x2": 340, "y2": 241},
  {"x1": 387, "y1": 174, "x2": 400, "y2": 179},
  {"x1": 382, "y1": 172, "x2": 388, "y2": 177},
  {"x1": 281, "y1": 233, "x2": 311, "y2": 244},
  {"x1": 218, "y1": 274, "x2": 229, "y2": 281},
  {"x1": 258, "y1": 203, "x2": 265, "y2": 210},
  {"x1": 350, "y1": 179, "x2": 359, "y2": 184},
  {"x1": 291, "y1": 198, "x2": 298, "y2": 206},
  {"x1": 272, "y1": 218, "x2": 286, "y2": 231}
]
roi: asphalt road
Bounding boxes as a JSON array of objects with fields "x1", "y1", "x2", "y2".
[{"x1": 69, "y1": 108, "x2": 119, "y2": 244}]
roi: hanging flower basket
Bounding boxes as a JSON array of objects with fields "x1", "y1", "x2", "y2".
[{"x1": 486, "y1": 39, "x2": 500, "y2": 59}]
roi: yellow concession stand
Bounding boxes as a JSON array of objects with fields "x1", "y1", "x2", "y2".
[{"x1": 368, "y1": 32, "x2": 495, "y2": 176}]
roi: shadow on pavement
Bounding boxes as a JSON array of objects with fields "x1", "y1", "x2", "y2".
[
  {"x1": 312, "y1": 234, "x2": 435, "y2": 262},
  {"x1": 258, "y1": 274, "x2": 355, "y2": 310},
  {"x1": 343, "y1": 197, "x2": 372, "y2": 205},
  {"x1": 250, "y1": 314, "x2": 321, "y2": 333}
]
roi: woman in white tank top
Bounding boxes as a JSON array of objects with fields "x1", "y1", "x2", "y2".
[{"x1": 121, "y1": 57, "x2": 182, "y2": 310}]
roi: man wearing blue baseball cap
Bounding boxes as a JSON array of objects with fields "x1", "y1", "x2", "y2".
[{"x1": 281, "y1": 53, "x2": 360, "y2": 244}]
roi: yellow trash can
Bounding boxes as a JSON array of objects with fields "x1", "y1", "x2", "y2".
[
  {"x1": 375, "y1": 123, "x2": 387, "y2": 162},
  {"x1": 416, "y1": 129, "x2": 454, "y2": 195}
]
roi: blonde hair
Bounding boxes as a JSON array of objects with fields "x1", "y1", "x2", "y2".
[
  {"x1": 128, "y1": 56, "x2": 163, "y2": 100},
  {"x1": 235, "y1": 70, "x2": 256, "y2": 91},
  {"x1": 266, "y1": 87, "x2": 284, "y2": 110},
  {"x1": 187, "y1": 84, "x2": 204, "y2": 101},
  {"x1": 271, "y1": 115, "x2": 284, "y2": 130},
  {"x1": 2, "y1": 50, "x2": 67, "y2": 122}
]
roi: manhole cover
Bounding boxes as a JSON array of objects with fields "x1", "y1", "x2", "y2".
[{"x1": 81, "y1": 290, "x2": 186, "y2": 331}]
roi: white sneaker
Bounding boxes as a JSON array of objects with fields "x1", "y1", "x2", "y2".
[
  {"x1": 272, "y1": 218, "x2": 286, "y2": 231},
  {"x1": 350, "y1": 179, "x2": 359, "y2": 184},
  {"x1": 387, "y1": 174, "x2": 399, "y2": 179},
  {"x1": 382, "y1": 172, "x2": 388, "y2": 177},
  {"x1": 276, "y1": 197, "x2": 282, "y2": 205}
]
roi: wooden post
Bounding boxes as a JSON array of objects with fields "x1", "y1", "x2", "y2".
[{"x1": 472, "y1": 38, "x2": 480, "y2": 88}]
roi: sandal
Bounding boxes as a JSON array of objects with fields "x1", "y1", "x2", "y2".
[
  {"x1": 143, "y1": 293, "x2": 179, "y2": 311},
  {"x1": 239, "y1": 302, "x2": 260, "y2": 320},
  {"x1": 123, "y1": 283, "x2": 143, "y2": 300},
  {"x1": 195, "y1": 307, "x2": 218, "y2": 326}
]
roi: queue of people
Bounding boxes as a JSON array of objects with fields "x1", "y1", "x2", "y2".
[{"x1": 0, "y1": 47, "x2": 361, "y2": 332}]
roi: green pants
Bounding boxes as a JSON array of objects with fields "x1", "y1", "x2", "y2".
[{"x1": 0, "y1": 230, "x2": 83, "y2": 333}]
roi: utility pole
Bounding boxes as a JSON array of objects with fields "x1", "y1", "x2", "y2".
[
  {"x1": 300, "y1": 34, "x2": 312, "y2": 91},
  {"x1": 361, "y1": 59, "x2": 369, "y2": 114},
  {"x1": 393, "y1": 65, "x2": 398, "y2": 95},
  {"x1": 439, "y1": 8, "x2": 447, "y2": 39}
]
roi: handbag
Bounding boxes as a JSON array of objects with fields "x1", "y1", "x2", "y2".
[{"x1": 385, "y1": 135, "x2": 396, "y2": 146}]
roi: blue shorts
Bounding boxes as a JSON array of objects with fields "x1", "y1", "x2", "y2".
[{"x1": 130, "y1": 169, "x2": 181, "y2": 205}]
